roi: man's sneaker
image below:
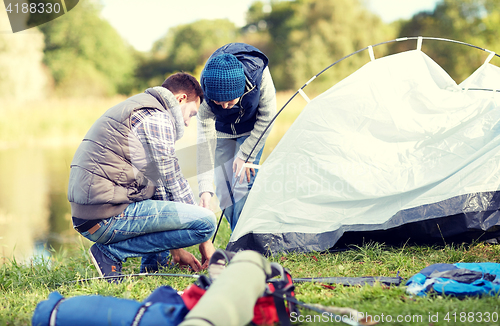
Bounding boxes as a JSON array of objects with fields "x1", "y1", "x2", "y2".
[
  {"x1": 89, "y1": 244, "x2": 123, "y2": 281},
  {"x1": 140, "y1": 251, "x2": 172, "y2": 273}
]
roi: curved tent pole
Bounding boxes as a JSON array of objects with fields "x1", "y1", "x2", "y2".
[{"x1": 211, "y1": 36, "x2": 500, "y2": 243}]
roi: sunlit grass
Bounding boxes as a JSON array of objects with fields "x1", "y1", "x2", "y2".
[{"x1": 2, "y1": 239, "x2": 500, "y2": 325}]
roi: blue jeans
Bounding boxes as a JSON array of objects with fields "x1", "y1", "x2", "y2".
[
  {"x1": 214, "y1": 135, "x2": 264, "y2": 231},
  {"x1": 79, "y1": 200, "x2": 216, "y2": 268}
]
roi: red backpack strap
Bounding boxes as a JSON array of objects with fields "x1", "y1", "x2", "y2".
[
  {"x1": 266, "y1": 263, "x2": 299, "y2": 326},
  {"x1": 181, "y1": 275, "x2": 211, "y2": 310},
  {"x1": 182, "y1": 250, "x2": 236, "y2": 311}
]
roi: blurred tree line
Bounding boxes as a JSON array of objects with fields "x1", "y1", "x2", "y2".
[
  {"x1": 141, "y1": 0, "x2": 392, "y2": 94},
  {"x1": 392, "y1": 0, "x2": 500, "y2": 83},
  {"x1": 2, "y1": 0, "x2": 500, "y2": 99},
  {"x1": 35, "y1": 0, "x2": 135, "y2": 96},
  {"x1": 0, "y1": 5, "x2": 47, "y2": 100}
]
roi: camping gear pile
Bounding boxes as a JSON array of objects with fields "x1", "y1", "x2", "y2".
[{"x1": 32, "y1": 250, "x2": 301, "y2": 326}]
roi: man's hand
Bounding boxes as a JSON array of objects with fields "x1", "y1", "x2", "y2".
[
  {"x1": 199, "y1": 192, "x2": 212, "y2": 209},
  {"x1": 199, "y1": 240, "x2": 216, "y2": 270},
  {"x1": 170, "y1": 248, "x2": 202, "y2": 272},
  {"x1": 233, "y1": 157, "x2": 255, "y2": 184}
]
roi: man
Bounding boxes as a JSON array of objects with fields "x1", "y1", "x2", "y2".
[
  {"x1": 68, "y1": 73, "x2": 216, "y2": 279},
  {"x1": 197, "y1": 43, "x2": 276, "y2": 231}
]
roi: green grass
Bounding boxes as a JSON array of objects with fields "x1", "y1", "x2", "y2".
[{"x1": 2, "y1": 226, "x2": 500, "y2": 325}]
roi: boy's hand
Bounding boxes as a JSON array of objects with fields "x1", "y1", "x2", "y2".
[{"x1": 199, "y1": 192, "x2": 212, "y2": 209}]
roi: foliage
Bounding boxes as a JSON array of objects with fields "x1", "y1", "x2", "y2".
[
  {"x1": 158, "y1": 19, "x2": 239, "y2": 71},
  {"x1": 133, "y1": 0, "x2": 500, "y2": 92},
  {"x1": 0, "y1": 2, "x2": 49, "y2": 101},
  {"x1": 37, "y1": 1, "x2": 136, "y2": 96},
  {"x1": 393, "y1": 0, "x2": 500, "y2": 83},
  {"x1": 135, "y1": 0, "x2": 396, "y2": 93},
  {"x1": 135, "y1": 19, "x2": 239, "y2": 88},
  {"x1": 245, "y1": 0, "x2": 396, "y2": 93},
  {"x1": 6, "y1": 0, "x2": 500, "y2": 99}
]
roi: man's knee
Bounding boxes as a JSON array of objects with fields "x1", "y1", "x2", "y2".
[
  {"x1": 197, "y1": 207, "x2": 216, "y2": 238},
  {"x1": 204, "y1": 210, "x2": 216, "y2": 233},
  {"x1": 207, "y1": 210, "x2": 216, "y2": 226}
]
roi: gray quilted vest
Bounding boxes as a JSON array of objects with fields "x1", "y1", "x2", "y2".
[{"x1": 67, "y1": 89, "x2": 175, "y2": 220}]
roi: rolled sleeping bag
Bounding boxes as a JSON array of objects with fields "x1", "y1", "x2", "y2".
[
  {"x1": 31, "y1": 285, "x2": 188, "y2": 326},
  {"x1": 179, "y1": 250, "x2": 272, "y2": 326}
]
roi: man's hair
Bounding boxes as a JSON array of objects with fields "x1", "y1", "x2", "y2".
[{"x1": 162, "y1": 72, "x2": 204, "y2": 104}]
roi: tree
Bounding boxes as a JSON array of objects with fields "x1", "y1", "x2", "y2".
[
  {"x1": 38, "y1": 1, "x2": 136, "y2": 96},
  {"x1": 134, "y1": 0, "x2": 395, "y2": 93},
  {"x1": 136, "y1": 19, "x2": 239, "y2": 86},
  {"x1": 393, "y1": 0, "x2": 500, "y2": 83},
  {"x1": 246, "y1": 0, "x2": 302, "y2": 90},
  {"x1": 0, "y1": 2, "x2": 48, "y2": 100},
  {"x1": 245, "y1": 0, "x2": 395, "y2": 93}
]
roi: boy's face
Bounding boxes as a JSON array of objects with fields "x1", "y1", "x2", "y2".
[{"x1": 213, "y1": 97, "x2": 240, "y2": 109}]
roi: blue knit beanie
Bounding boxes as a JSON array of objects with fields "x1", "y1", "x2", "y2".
[{"x1": 203, "y1": 53, "x2": 245, "y2": 102}]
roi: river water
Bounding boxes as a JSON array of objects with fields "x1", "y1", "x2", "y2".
[{"x1": 0, "y1": 146, "x2": 74, "y2": 262}]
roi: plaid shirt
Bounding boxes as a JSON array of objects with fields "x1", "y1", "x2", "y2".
[{"x1": 131, "y1": 108, "x2": 195, "y2": 204}]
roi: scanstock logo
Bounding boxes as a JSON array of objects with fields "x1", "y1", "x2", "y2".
[{"x1": 4, "y1": 0, "x2": 79, "y2": 33}]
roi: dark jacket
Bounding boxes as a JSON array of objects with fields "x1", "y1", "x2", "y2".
[
  {"x1": 201, "y1": 43, "x2": 269, "y2": 135},
  {"x1": 67, "y1": 89, "x2": 173, "y2": 220}
]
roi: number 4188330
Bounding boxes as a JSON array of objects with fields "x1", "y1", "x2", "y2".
[
  {"x1": 444, "y1": 311, "x2": 498, "y2": 323},
  {"x1": 5, "y1": 1, "x2": 62, "y2": 14}
]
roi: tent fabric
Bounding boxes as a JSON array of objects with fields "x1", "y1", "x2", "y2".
[
  {"x1": 406, "y1": 262, "x2": 500, "y2": 297},
  {"x1": 227, "y1": 50, "x2": 500, "y2": 255}
]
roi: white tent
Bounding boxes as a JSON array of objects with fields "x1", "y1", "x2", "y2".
[{"x1": 227, "y1": 46, "x2": 500, "y2": 255}]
